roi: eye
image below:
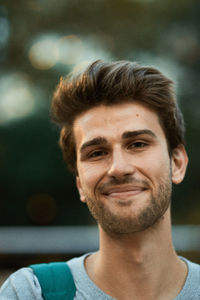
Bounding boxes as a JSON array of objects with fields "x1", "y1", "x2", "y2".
[
  {"x1": 129, "y1": 141, "x2": 148, "y2": 149},
  {"x1": 88, "y1": 150, "x2": 108, "y2": 159}
]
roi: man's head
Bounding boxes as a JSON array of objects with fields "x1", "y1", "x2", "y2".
[
  {"x1": 51, "y1": 60, "x2": 188, "y2": 234},
  {"x1": 51, "y1": 60, "x2": 185, "y2": 174}
]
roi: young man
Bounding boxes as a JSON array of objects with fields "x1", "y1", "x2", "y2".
[{"x1": 1, "y1": 60, "x2": 200, "y2": 299}]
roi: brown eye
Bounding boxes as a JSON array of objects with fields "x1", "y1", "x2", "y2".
[
  {"x1": 88, "y1": 150, "x2": 107, "y2": 158},
  {"x1": 129, "y1": 142, "x2": 148, "y2": 149}
]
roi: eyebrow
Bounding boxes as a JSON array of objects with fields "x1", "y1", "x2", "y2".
[
  {"x1": 80, "y1": 129, "x2": 157, "y2": 153},
  {"x1": 80, "y1": 137, "x2": 108, "y2": 152},
  {"x1": 122, "y1": 129, "x2": 157, "y2": 139}
]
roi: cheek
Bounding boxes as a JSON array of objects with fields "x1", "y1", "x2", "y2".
[
  {"x1": 137, "y1": 150, "x2": 170, "y2": 179},
  {"x1": 78, "y1": 163, "x2": 106, "y2": 191}
]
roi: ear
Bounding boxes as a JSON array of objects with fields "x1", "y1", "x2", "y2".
[
  {"x1": 171, "y1": 144, "x2": 188, "y2": 184},
  {"x1": 76, "y1": 176, "x2": 87, "y2": 203}
]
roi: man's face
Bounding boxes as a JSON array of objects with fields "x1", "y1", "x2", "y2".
[{"x1": 74, "y1": 101, "x2": 187, "y2": 235}]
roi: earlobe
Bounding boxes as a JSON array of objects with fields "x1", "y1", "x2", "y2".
[
  {"x1": 171, "y1": 145, "x2": 188, "y2": 184},
  {"x1": 76, "y1": 177, "x2": 86, "y2": 203}
]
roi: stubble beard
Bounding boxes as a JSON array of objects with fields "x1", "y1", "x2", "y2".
[{"x1": 84, "y1": 174, "x2": 172, "y2": 236}]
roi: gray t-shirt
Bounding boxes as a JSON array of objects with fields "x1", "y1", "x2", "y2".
[{"x1": 0, "y1": 254, "x2": 200, "y2": 299}]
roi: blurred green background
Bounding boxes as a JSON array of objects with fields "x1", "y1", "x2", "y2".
[{"x1": 0, "y1": 0, "x2": 200, "y2": 227}]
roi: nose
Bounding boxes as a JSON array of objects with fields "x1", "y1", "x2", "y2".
[{"x1": 107, "y1": 148, "x2": 136, "y2": 178}]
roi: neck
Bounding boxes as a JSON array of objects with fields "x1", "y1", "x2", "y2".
[
  {"x1": 85, "y1": 209, "x2": 187, "y2": 300},
  {"x1": 99, "y1": 208, "x2": 174, "y2": 263}
]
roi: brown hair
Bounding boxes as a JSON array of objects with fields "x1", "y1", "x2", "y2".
[{"x1": 51, "y1": 60, "x2": 185, "y2": 173}]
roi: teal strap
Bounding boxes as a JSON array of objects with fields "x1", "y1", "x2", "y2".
[{"x1": 30, "y1": 262, "x2": 76, "y2": 300}]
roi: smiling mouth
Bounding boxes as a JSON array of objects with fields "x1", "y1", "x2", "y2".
[{"x1": 103, "y1": 186, "x2": 147, "y2": 199}]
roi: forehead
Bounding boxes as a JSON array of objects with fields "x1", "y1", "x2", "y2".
[{"x1": 73, "y1": 102, "x2": 165, "y2": 147}]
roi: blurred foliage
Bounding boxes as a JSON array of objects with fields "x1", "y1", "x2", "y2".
[{"x1": 0, "y1": 0, "x2": 199, "y2": 225}]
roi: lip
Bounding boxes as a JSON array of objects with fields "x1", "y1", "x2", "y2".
[{"x1": 102, "y1": 185, "x2": 147, "y2": 197}]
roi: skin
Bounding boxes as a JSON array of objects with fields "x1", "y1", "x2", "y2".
[{"x1": 73, "y1": 101, "x2": 188, "y2": 300}]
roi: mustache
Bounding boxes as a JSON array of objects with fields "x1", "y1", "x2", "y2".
[{"x1": 98, "y1": 176, "x2": 150, "y2": 194}]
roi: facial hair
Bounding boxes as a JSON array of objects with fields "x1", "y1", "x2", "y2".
[{"x1": 84, "y1": 173, "x2": 172, "y2": 235}]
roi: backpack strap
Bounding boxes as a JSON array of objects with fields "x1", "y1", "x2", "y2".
[{"x1": 29, "y1": 262, "x2": 76, "y2": 300}]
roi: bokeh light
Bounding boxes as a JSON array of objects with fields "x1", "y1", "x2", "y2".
[
  {"x1": 0, "y1": 73, "x2": 35, "y2": 124},
  {"x1": 28, "y1": 34, "x2": 59, "y2": 70},
  {"x1": 28, "y1": 33, "x2": 112, "y2": 72},
  {"x1": 58, "y1": 35, "x2": 84, "y2": 65}
]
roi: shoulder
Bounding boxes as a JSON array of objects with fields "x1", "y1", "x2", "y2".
[
  {"x1": 0, "y1": 267, "x2": 43, "y2": 300},
  {"x1": 67, "y1": 253, "x2": 88, "y2": 267},
  {"x1": 177, "y1": 257, "x2": 200, "y2": 299},
  {"x1": 67, "y1": 253, "x2": 90, "y2": 277},
  {"x1": 183, "y1": 257, "x2": 200, "y2": 277}
]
